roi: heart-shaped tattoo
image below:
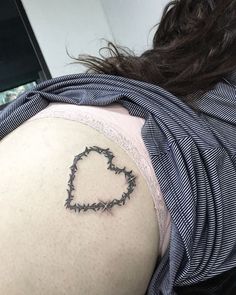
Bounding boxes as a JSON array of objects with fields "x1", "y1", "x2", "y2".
[{"x1": 64, "y1": 146, "x2": 137, "y2": 214}]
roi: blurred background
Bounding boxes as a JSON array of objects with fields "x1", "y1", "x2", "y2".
[{"x1": 0, "y1": 0, "x2": 168, "y2": 110}]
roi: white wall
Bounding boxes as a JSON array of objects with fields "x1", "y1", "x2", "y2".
[
  {"x1": 100, "y1": 0, "x2": 168, "y2": 55},
  {"x1": 22, "y1": 0, "x2": 169, "y2": 77},
  {"x1": 21, "y1": 0, "x2": 114, "y2": 78}
]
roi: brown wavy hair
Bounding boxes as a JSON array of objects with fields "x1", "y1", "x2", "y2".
[{"x1": 67, "y1": 0, "x2": 236, "y2": 109}]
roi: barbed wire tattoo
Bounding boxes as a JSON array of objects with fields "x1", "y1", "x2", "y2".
[{"x1": 64, "y1": 146, "x2": 137, "y2": 214}]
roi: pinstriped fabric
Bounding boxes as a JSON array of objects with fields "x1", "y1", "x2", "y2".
[{"x1": 0, "y1": 71, "x2": 236, "y2": 294}]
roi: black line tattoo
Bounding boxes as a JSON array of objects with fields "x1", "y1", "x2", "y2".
[{"x1": 64, "y1": 146, "x2": 137, "y2": 214}]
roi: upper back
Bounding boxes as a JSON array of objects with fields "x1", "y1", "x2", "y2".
[{"x1": 0, "y1": 116, "x2": 160, "y2": 295}]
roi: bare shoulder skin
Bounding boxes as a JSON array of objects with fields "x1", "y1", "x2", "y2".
[{"x1": 0, "y1": 117, "x2": 159, "y2": 295}]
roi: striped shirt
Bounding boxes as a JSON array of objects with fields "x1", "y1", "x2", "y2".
[{"x1": 0, "y1": 71, "x2": 236, "y2": 294}]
